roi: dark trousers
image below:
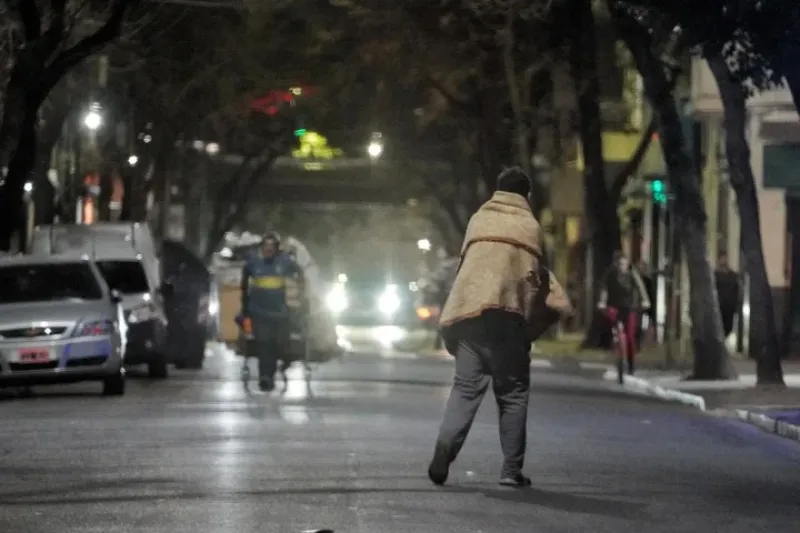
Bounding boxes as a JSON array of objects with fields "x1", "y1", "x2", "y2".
[
  {"x1": 252, "y1": 317, "x2": 288, "y2": 384},
  {"x1": 720, "y1": 308, "x2": 735, "y2": 338},
  {"x1": 436, "y1": 314, "x2": 531, "y2": 476}
]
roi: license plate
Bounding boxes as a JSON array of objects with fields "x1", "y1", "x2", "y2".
[{"x1": 17, "y1": 348, "x2": 51, "y2": 363}]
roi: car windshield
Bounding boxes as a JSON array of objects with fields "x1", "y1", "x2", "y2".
[
  {"x1": 0, "y1": 263, "x2": 103, "y2": 304},
  {"x1": 96, "y1": 260, "x2": 150, "y2": 294}
]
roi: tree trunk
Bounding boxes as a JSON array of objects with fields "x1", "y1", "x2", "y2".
[
  {"x1": 708, "y1": 54, "x2": 785, "y2": 385},
  {"x1": 567, "y1": 0, "x2": 622, "y2": 348},
  {"x1": 611, "y1": 9, "x2": 735, "y2": 378},
  {"x1": 635, "y1": 63, "x2": 733, "y2": 379},
  {"x1": 778, "y1": 45, "x2": 800, "y2": 117},
  {"x1": 784, "y1": 197, "x2": 800, "y2": 357},
  {"x1": 0, "y1": 117, "x2": 38, "y2": 251}
]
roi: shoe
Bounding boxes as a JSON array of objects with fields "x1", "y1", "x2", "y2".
[
  {"x1": 498, "y1": 473, "x2": 532, "y2": 487},
  {"x1": 427, "y1": 443, "x2": 452, "y2": 486},
  {"x1": 259, "y1": 378, "x2": 275, "y2": 392}
]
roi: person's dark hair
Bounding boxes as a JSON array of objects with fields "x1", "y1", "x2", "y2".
[
  {"x1": 496, "y1": 166, "x2": 531, "y2": 197},
  {"x1": 262, "y1": 232, "x2": 281, "y2": 248}
]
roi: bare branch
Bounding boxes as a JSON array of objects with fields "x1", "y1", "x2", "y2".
[{"x1": 39, "y1": 0, "x2": 137, "y2": 100}]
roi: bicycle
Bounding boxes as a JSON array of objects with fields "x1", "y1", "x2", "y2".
[
  {"x1": 610, "y1": 310, "x2": 628, "y2": 385},
  {"x1": 600, "y1": 306, "x2": 629, "y2": 385}
]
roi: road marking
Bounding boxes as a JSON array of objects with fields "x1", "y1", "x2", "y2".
[{"x1": 530, "y1": 359, "x2": 553, "y2": 368}]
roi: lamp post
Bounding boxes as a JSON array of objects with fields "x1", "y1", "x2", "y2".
[{"x1": 78, "y1": 103, "x2": 103, "y2": 223}]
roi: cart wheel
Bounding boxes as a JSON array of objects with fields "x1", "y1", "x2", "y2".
[{"x1": 241, "y1": 361, "x2": 251, "y2": 385}]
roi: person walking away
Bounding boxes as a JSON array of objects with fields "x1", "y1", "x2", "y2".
[
  {"x1": 240, "y1": 232, "x2": 304, "y2": 391},
  {"x1": 428, "y1": 167, "x2": 571, "y2": 488},
  {"x1": 714, "y1": 252, "x2": 740, "y2": 342},
  {"x1": 597, "y1": 252, "x2": 651, "y2": 374}
]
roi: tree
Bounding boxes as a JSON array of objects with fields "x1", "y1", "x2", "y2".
[
  {"x1": 108, "y1": 2, "x2": 300, "y2": 259},
  {"x1": 0, "y1": 0, "x2": 138, "y2": 250},
  {"x1": 618, "y1": 0, "x2": 789, "y2": 382},
  {"x1": 559, "y1": 0, "x2": 623, "y2": 347},
  {"x1": 610, "y1": 4, "x2": 736, "y2": 379},
  {"x1": 706, "y1": 54, "x2": 784, "y2": 385},
  {"x1": 620, "y1": 0, "x2": 800, "y2": 115},
  {"x1": 299, "y1": 0, "x2": 566, "y2": 255}
]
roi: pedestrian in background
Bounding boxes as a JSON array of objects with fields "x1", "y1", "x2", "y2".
[
  {"x1": 714, "y1": 252, "x2": 740, "y2": 341},
  {"x1": 597, "y1": 251, "x2": 651, "y2": 375},
  {"x1": 429, "y1": 167, "x2": 572, "y2": 488}
]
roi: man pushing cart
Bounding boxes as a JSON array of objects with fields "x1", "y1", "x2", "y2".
[{"x1": 235, "y1": 232, "x2": 341, "y2": 391}]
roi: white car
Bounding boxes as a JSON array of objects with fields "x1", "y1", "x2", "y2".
[{"x1": 0, "y1": 255, "x2": 126, "y2": 395}]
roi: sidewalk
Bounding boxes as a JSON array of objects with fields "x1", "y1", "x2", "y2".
[{"x1": 603, "y1": 363, "x2": 800, "y2": 443}]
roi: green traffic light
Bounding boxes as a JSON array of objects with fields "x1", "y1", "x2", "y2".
[
  {"x1": 652, "y1": 180, "x2": 664, "y2": 193},
  {"x1": 294, "y1": 128, "x2": 307, "y2": 137}
]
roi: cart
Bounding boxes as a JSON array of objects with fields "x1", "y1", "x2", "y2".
[{"x1": 237, "y1": 302, "x2": 341, "y2": 390}]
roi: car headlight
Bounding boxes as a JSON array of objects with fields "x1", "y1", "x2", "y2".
[
  {"x1": 378, "y1": 286, "x2": 401, "y2": 316},
  {"x1": 326, "y1": 285, "x2": 348, "y2": 313},
  {"x1": 73, "y1": 320, "x2": 115, "y2": 337}
]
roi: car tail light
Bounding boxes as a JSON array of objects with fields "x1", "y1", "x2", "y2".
[
  {"x1": 74, "y1": 320, "x2": 114, "y2": 337},
  {"x1": 416, "y1": 306, "x2": 432, "y2": 320}
]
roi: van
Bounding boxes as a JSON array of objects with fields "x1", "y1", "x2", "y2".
[{"x1": 29, "y1": 222, "x2": 172, "y2": 378}]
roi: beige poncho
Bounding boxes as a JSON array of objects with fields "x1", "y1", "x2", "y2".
[{"x1": 439, "y1": 190, "x2": 571, "y2": 343}]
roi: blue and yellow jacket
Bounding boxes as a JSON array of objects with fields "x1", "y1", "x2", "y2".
[{"x1": 240, "y1": 252, "x2": 302, "y2": 319}]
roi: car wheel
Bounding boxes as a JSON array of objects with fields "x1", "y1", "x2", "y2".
[
  {"x1": 103, "y1": 370, "x2": 126, "y2": 396},
  {"x1": 148, "y1": 355, "x2": 169, "y2": 379}
]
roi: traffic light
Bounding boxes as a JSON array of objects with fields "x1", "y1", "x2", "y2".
[
  {"x1": 294, "y1": 128, "x2": 307, "y2": 137},
  {"x1": 651, "y1": 179, "x2": 667, "y2": 205}
]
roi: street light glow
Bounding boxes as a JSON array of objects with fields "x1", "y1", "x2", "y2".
[
  {"x1": 128, "y1": 155, "x2": 139, "y2": 166},
  {"x1": 23, "y1": 182, "x2": 33, "y2": 193},
  {"x1": 206, "y1": 142, "x2": 220, "y2": 155},
  {"x1": 417, "y1": 238, "x2": 431, "y2": 252},
  {"x1": 83, "y1": 110, "x2": 102, "y2": 131},
  {"x1": 367, "y1": 141, "x2": 383, "y2": 158}
]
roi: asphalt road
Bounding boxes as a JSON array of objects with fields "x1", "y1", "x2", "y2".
[{"x1": 1, "y1": 346, "x2": 799, "y2": 533}]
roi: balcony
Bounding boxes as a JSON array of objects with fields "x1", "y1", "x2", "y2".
[{"x1": 691, "y1": 57, "x2": 795, "y2": 119}]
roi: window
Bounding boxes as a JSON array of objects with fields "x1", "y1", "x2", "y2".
[
  {"x1": 96, "y1": 260, "x2": 150, "y2": 294},
  {"x1": 0, "y1": 263, "x2": 103, "y2": 304}
]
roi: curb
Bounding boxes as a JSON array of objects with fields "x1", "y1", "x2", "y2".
[
  {"x1": 603, "y1": 371, "x2": 707, "y2": 411},
  {"x1": 731, "y1": 409, "x2": 800, "y2": 442},
  {"x1": 603, "y1": 369, "x2": 800, "y2": 443}
]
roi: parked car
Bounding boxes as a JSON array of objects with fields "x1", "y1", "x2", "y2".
[
  {"x1": 30, "y1": 222, "x2": 172, "y2": 378},
  {"x1": 161, "y1": 240, "x2": 215, "y2": 369},
  {"x1": 0, "y1": 255, "x2": 126, "y2": 395}
]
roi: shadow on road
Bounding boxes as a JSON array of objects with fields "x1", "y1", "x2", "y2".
[
  {"x1": 1, "y1": 472, "x2": 797, "y2": 521},
  {"x1": 471, "y1": 486, "x2": 649, "y2": 520},
  {"x1": 0, "y1": 478, "x2": 645, "y2": 521}
]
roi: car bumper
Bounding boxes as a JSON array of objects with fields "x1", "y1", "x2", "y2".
[{"x1": 0, "y1": 335, "x2": 122, "y2": 385}]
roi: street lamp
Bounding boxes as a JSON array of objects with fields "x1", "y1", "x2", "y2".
[
  {"x1": 367, "y1": 131, "x2": 383, "y2": 159},
  {"x1": 128, "y1": 155, "x2": 138, "y2": 166},
  {"x1": 83, "y1": 104, "x2": 103, "y2": 131},
  {"x1": 417, "y1": 238, "x2": 431, "y2": 252},
  {"x1": 367, "y1": 140, "x2": 383, "y2": 158}
]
